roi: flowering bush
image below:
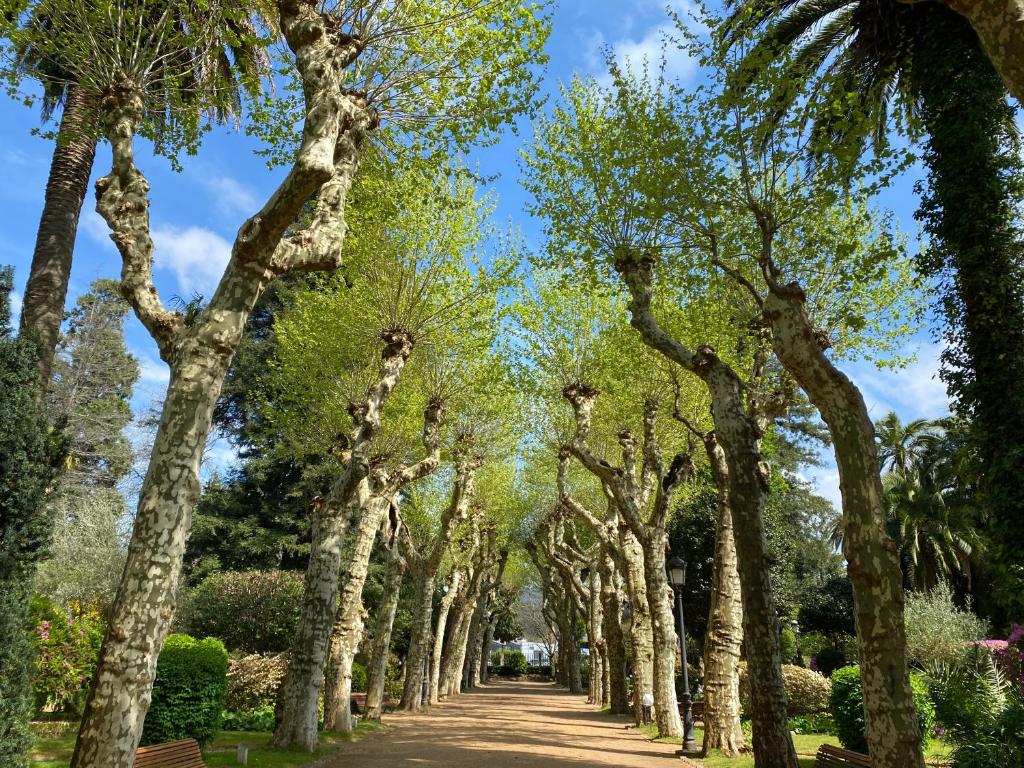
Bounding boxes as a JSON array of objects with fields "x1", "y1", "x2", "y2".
[
  {"x1": 30, "y1": 595, "x2": 104, "y2": 715},
  {"x1": 981, "y1": 624, "x2": 1024, "y2": 693},
  {"x1": 739, "y1": 663, "x2": 832, "y2": 716},
  {"x1": 224, "y1": 653, "x2": 288, "y2": 712}
]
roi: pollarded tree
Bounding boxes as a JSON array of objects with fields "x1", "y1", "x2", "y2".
[
  {"x1": 523, "y1": 79, "x2": 802, "y2": 767},
  {"x1": 1, "y1": 0, "x2": 274, "y2": 388},
  {"x1": 12, "y1": 0, "x2": 550, "y2": 763}
]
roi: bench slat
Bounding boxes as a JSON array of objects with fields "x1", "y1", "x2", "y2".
[
  {"x1": 816, "y1": 743, "x2": 871, "y2": 768},
  {"x1": 134, "y1": 738, "x2": 206, "y2": 768}
]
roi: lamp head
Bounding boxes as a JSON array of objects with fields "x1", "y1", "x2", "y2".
[{"x1": 667, "y1": 555, "x2": 687, "y2": 587}]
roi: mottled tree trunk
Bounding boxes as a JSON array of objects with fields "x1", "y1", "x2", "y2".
[
  {"x1": 563, "y1": 590, "x2": 584, "y2": 694},
  {"x1": 588, "y1": 567, "x2": 605, "y2": 705},
  {"x1": 365, "y1": 548, "x2": 405, "y2": 720},
  {"x1": 619, "y1": 528, "x2": 654, "y2": 722},
  {"x1": 71, "y1": 354, "x2": 228, "y2": 767},
  {"x1": 701, "y1": 436, "x2": 745, "y2": 756},
  {"x1": 20, "y1": 84, "x2": 97, "y2": 389},
  {"x1": 943, "y1": 0, "x2": 1024, "y2": 105},
  {"x1": 619, "y1": 261, "x2": 797, "y2": 768},
  {"x1": 399, "y1": 571, "x2": 434, "y2": 711},
  {"x1": 765, "y1": 288, "x2": 924, "y2": 768},
  {"x1": 323, "y1": 495, "x2": 389, "y2": 732},
  {"x1": 642, "y1": 530, "x2": 682, "y2": 738},
  {"x1": 429, "y1": 570, "x2": 462, "y2": 703},
  {"x1": 479, "y1": 613, "x2": 496, "y2": 684},
  {"x1": 599, "y1": 549, "x2": 630, "y2": 714}
]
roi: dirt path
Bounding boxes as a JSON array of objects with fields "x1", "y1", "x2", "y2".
[{"x1": 321, "y1": 680, "x2": 681, "y2": 767}]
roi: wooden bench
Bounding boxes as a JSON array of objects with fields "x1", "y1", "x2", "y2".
[
  {"x1": 816, "y1": 744, "x2": 870, "y2": 767},
  {"x1": 676, "y1": 700, "x2": 706, "y2": 722},
  {"x1": 135, "y1": 738, "x2": 206, "y2": 768}
]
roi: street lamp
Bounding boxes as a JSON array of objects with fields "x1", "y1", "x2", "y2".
[{"x1": 667, "y1": 555, "x2": 698, "y2": 755}]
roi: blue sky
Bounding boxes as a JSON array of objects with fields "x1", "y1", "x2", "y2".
[{"x1": 0, "y1": 0, "x2": 951, "y2": 508}]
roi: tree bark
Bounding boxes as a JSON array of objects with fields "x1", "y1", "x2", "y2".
[
  {"x1": 399, "y1": 569, "x2": 435, "y2": 711},
  {"x1": 365, "y1": 547, "x2": 405, "y2": 721},
  {"x1": 617, "y1": 259, "x2": 797, "y2": 768},
  {"x1": 71, "y1": 15, "x2": 374, "y2": 759},
  {"x1": 764, "y1": 287, "x2": 924, "y2": 768},
  {"x1": 323, "y1": 495, "x2": 388, "y2": 732},
  {"x1": 942, "y1": 0, "x2": 1024, "y2": 106},
  {"x1": 588, "y1": 566, "x2": 605, "y2": 705},
  {"x1": 20, "y1": 83, "x2": 97, "y2": 389},
  {"x1": 700, "y1": 435, "x2": 746, "y2": 756},
  {"x1": 599, "y1": 548, "x2": 630, "y2": 714},
  {"x1": 429, "y1": 570, "x2": 462, "y2": 703}
]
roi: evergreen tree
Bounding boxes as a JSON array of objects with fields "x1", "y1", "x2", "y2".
[
  {"x1": 35, "y1": 280, "x2": 139, "y2": 607},
  {"x1": 0, "y1": 266, "x2": 62, "y2": 767}
]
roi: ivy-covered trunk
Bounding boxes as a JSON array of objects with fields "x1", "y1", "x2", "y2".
[
  {"x1": 700, "y1": 435, "x2": 745, "y2": 756},
  {"x1": 365, "y1": 547, "x2": 405, "y2": 720},
  {"x1": 20, "y1": 83, "x2": 97, "y2": 388},
  {"x1": 764, "y1": 288, "x2": 923, "y2": 768}
]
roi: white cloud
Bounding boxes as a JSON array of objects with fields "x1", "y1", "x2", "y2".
[
  {"x1": 152, "y1": 225, "x2": 231, "y2": 297},
  {"x1": 846, "y1": 342, "x2": 950, "y2": 421},
  {"x1": 201, "y1": 436, "x2": 239, "y2": 480},
  {"x1": 138, "y1": 355, "x2": 169, "y2": 385},
  {"x1": 199, "y1": 175, "x2": 261, "y2": 221},
  {"x1": 806, "y1": 466, "x2": 843, "y2": 515},
  {"x1": 80, "y1": 210, "x2": 113, "y2": 247},
  {"x1": 586, "y1": 0, "x2": 704, "y2": 87},
  {"x1": 8, "y1": 290, "x2": 22, "y2": 326}
]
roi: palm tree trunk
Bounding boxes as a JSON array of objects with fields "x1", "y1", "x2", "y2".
[{"x1": 20, "y1": 83, "x2": 97, "y2": 388}]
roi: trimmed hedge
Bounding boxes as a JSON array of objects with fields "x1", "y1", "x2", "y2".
[
  {"x1": 829, "y1": 665, "x2": 934, "y2": 753},
  {"x1": 739, "y1": 662, "x2": 832, "y2": 716},
  {"x1": 225, "y1": 653, "x2": 287, "y2": 712},
  {"x1": 141, "y1": 634, "x2": 228, "y2": 746}
]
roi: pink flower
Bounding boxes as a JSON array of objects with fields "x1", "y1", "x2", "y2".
[{"x1": 41, "y1": 632, "x2": 49, "y2": 639}]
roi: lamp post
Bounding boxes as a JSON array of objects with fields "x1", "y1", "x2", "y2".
[{"x1": 667, "y1": 555, "x2": 698, "y2": 755}]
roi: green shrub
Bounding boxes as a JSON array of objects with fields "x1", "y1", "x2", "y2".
[
  {"x1": 789, "y1": 713, "x2": 837, "y2": 735},
  {"x1": 829, "y1": 665, "x2": 934, "y2": 753},
  {"x1": 352, "y1": 661, "x2": 367, "y2": 693},
  {"x1": 141, "y1": 634, "x2": 228, "y2": 746},
  {"x1": 951, "y1": 691, "x2": 1024, "y2": 768},
  {"x1": 30, "y1": 596, "x2": 104, "y2": 715},
  {"x1": 905, "y1": 583, "x2": 988, "y2": 669},
  {"x1": 225, "y1": 653, "x2": 287, "y2": 712},
  {"x1": 500, "y1": 649, "x2": 528, "y2": 676},
  {"x1": 781, "y1": 626, "x2": 797, "y2": 663},
  {"x1": 739, "y1": 663, "x2": 832, "y2": 716},
  {"x1": 176, "y1": 570, "x2": 304, "y2": 653},
  {"x1": 926, "y1": 648, "x2": 1008, "y2": 739},
  {"x1": 221, "y1": 705, "x2": 275, "y2": 732}
]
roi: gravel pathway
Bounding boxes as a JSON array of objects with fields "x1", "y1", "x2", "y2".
[{"x1": 321, "y1": 680, "x2": 681, "y2": 767}]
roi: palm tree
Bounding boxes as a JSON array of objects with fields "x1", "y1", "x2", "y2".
[
  {"x1": 10, "y1": 0, "x2": 275, "y2": 388},
  {"x1": 725, "y1": 0, "x2": 1024, "y2": 610},
  {"x1": 875, "y1": 412, "x2": 940, "y2": 475}
]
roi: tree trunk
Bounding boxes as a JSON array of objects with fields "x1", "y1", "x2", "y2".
[
  {"x1": 323, "y1": 495, "x2": 389, "y2": 732},
  {"x1": 764, "y1": 288, "x2": 924, "y2": 768},
  {"x1": 943, "y1": 0, "x2": 1024, "y2": 105},
  {"x1": 467, "y1": 597, "x2": 488, "y2": 688},
  {"x1": 588, "y1": 566, "x2": 605, "y2": 705},
  {"x1": 701, "y1": 436, "x2": 745, "y2": 756},
  {"x1": 562, "y1": 589, "x2": 584, "y2": 695},
  {"x1": 618, "y1": 261, "x2": 797, "y2": 768},
  {"x1": 20, "y1": 84, "x2": 97, "y2": 389},
  {"x1": 619, "y1": 527, "x2": 654, "y2": 723},
  {"x1": 70, "y1": 352, "x2": 229, "y2": 768},
  {"x1": 641, "y1": 528, "x2": 682, "y2": 738},
  {"x1": 479, "y1": 613, "x2": 496, "y2": 684},
  {"x1": 429, "y1": 571, "x2": 462, "y2": 703},
  {"x1": 599, "y1": 549, "x2": 630, "y2": 714},
  {"x1": 365, "y1": 548, "x2": 405, "y2": 721},
  {"x1": 399, "y1": 570, "x2": 434, "y2": 711}
]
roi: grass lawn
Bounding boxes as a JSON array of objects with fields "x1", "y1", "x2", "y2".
[
  {"x1": 638, "y1": 724, "x2": 954, "y2": 767},
  {"x1": 29, "y1": 720, "x2": 384, "y2": 768}
]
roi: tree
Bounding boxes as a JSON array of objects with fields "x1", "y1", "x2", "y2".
[
  {"x1": 0, "y1": 266, "x2": 62, "y2": 767},
  {"x1": 35, "y1": 279, "x2": 138, "y2": 607},
  {"x1": 937, "y1": 0, "x2": 1024, "y2": 105},
  {"x1": 15, "y1": 0, "x2": 548, "y2": 762},
  {"x1": 728, "y1": 0, "x2": 1024, "y2": 612},
  {"x1": 2, "y1": 0, "x2": 272, "y2": 388}
]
